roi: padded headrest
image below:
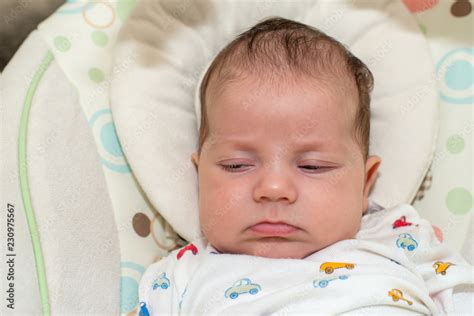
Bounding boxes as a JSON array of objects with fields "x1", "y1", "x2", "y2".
[{"x1": 111, "y1": 0, "x2": 438, "y2": 241}]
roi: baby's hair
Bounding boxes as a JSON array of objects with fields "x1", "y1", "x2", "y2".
[{"x1": 198, "y1": 17, "x2": 374, "y2": 159}]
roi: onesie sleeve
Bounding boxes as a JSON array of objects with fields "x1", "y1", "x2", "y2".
[
  {"x1": 137, "y1": 255, "x2": 177, "y2": 316},
  {"x1": 392, "y1": 204, "x2": 474, "y2": 313},
  {"x1": 137, "y1": 239, "x2": 208, "y2": 316}
]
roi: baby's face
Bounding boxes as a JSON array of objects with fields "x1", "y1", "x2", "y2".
[{"x1": 192, "y1": 74, "x2": 380, "y2": 259}]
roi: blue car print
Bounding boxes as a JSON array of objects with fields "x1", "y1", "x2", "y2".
[
  {"x1": 396, "y1": 233, "x2": 418, "y2": 251},
  {"x1": 152, "y1": 272, "x2": 170, "y2": 290},
  {"x1": 313, "y1": 275, "x2": 349, "y2": 288},
  {"x1": 138, "y1": 302, "x2": 149, "y2": 316},
  {"x1": 225, "y1": 278, "x2": 262, "y2": 299}
]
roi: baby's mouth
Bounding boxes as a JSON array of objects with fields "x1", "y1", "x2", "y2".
[{"x1": 249, "y1": 221, "x2": 299, "y2": 236}]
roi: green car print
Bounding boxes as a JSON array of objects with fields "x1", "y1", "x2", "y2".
[
  {"x1": 313, "y1": 275, "x2": 349, "y2": 288},
  {"x1": 396, "y1": 233, "x2": 418, "y2": 251},
  {"x1": 225, "y1": 278, "x2": 262, "y2": 299},
  {"x1": 152, "y1": 272, "x2": 170, "y2": 290}
]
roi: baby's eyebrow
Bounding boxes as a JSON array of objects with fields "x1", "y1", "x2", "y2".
[
  {"x1": 211, "y1": 138, "x2": 346, "y2": 163},
  {"x1": 210, "y1": 138, "x2": 257, "y2": 150},
  {"x1": 211, "y1": 137, "x2": 331, "y2": 152},
  {"x1": 292, "y1": 138, "x2": 328, "y2": 148}
]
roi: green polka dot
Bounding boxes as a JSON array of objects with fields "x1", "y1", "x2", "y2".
[
  {"x1": 419, "y1": 24, "x2": 427, "y2": 35},
  {"x1": 91, "y1": 31, "x2": 108, "y2": 47},
  {"x1": 88, "y1": 68, "x2": 105, "y2": 83},
  {"x1": 446, "y1": 187, "x2": 472, "y2": 215},
  {"x1": 54, "y1": 36, "x2": 71, "y2": 52},
  {"x1": 446, "y1": 135, "x2": 465, "y2": 154},
  {"x1": 117, "y1": 0, "x2": 137, "y2": 22}
]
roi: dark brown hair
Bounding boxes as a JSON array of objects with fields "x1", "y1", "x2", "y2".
[{"x1": 197, "y1": 17, "x2": 374, "y2": 159}]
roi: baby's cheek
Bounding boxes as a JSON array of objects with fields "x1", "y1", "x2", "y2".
[
  {"x1": 200, "y1": 206, "x2": 233, "y2": 239},
  {"x1": 200, "y1": 214, "x2": 236, "y2": 253},
  {"x1": 325, "y1": 170, "x2": 365, "y2": 207},
  {"x1": 306, "y1": 196, "x2": 361, "y2": 238},
  {"x1": 338, "y1": 203, "x2": 364, "y2": 238}
]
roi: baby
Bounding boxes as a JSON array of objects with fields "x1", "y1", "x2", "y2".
[{"x1": 138, "y1": 17, "x2": 473, "y2": 315}]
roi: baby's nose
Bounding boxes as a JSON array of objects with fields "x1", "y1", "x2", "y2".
[{"x1": 252, "y1": 168, "x2": 297, "y2": 203}]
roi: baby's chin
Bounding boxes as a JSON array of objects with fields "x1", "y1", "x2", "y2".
[{"x1": 213, "y1": 238, "x2": 323, "y2": 260}]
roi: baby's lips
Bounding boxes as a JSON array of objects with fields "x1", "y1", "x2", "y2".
[{"x1": 249, "y1": 221, "x2": 299, "y2": 236}]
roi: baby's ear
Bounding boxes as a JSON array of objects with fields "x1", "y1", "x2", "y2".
[
  {"x1": 191, "y1": 152, "x2": 200, "y2": 171},
  {"x1": 362, "y1": 155, "x2": 381, "y2": 213},
  {"x1": 363, "y1": 155, "x2": 381, "y2": 198}
]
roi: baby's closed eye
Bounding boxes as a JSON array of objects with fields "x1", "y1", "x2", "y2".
[{"x1": 220, "y1": 163, "x2": 334, "y2": 173}]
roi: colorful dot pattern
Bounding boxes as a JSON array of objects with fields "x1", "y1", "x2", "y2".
[{"x1": 408, "y1": 0, "x2": 472, "y2": 246}]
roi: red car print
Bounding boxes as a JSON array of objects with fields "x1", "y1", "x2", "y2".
[
  {"x1": 177, "y1": 243, "x2": 198, "y2": 260},
  {"x1": 392, "y1": 216, "x2": 417, "y2": 229}
]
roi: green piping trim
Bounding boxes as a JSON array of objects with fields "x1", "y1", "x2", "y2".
[{"x1": 18, "y1": 51, "x2": 53, "y2": 316}]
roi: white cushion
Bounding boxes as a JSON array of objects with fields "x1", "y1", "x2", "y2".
[{"x1": 110, "y1": 0, "x2": 438, "y2": 241}]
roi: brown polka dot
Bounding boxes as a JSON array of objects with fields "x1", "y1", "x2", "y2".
[
  {"x1": 451, "y1": 0, "x2": 472, "y2": 17},
  {"x1": 132, "y1": 212, "x2": 151, "y2": 237}
]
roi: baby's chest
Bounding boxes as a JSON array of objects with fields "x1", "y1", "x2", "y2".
[{"x1": 176, "y1": 256, "x2": 424, "y2": 314}]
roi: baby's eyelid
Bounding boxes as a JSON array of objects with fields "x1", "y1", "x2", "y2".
[
  {"x1": 299, "y1": 159, "x2": 339, "y2": 167},
  {"x1": 299, "y1": 165, "x2": 329, "y2": 170},
  {"x1": 218, "y1": 159, "x2": 333, "y2": 165},
  {"x1": 220, "y1": 163, "x2": 251, "y2": 173},
  {"x1": 220, "y1": 163, "x2": 331, "y2": 169}
]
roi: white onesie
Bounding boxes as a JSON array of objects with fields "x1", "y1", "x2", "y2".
[{"x1": 137, "y1": 203, "x2": 473, "y2": 315}]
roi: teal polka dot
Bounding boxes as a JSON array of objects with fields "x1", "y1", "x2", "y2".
[
  {"x1": 53, "y1": 36, "x2": 71, "y2": 52},
  {"x1": 445, "y1": 60, "x2": 473, "y2": 91},
  {"x1": 117, "y1": 0, "x2": 137, "y2": 21},
  {"x1": 88, "y1": 68, "x2": 105, "y2": 83},
  {"x1": 120, "y1": 276, "x2": 139, "y2": 313},
  {"x1": 446, "y1": 187, "x2": 472, "y2": 215},
  {"x1": 100, "y1": 123, "x2": 124, "y2": 157},
  {"x1": 446, "y1": 135, "x2": 465, "y2": 154},
  {"x1": 91, "y1": 31, "x2": 108, "y2": 47}
]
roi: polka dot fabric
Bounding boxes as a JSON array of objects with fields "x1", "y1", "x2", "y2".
[
  {"x1": 408, "y1": 0, "x2": 473, "y2": 255},
  {"x1": 37, "y1": 1, "x2": 184, "y2": 315}
]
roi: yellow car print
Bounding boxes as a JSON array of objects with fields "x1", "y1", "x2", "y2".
[
  {"x1": 433, "y1": 261, "x2": 454, "y2": 275},
  {"x1": 388, "y1": 288, "x2": 413, "y2": 306},
  {"x1": 320, "y1": 262, "x2": 355, "y2": 274}
]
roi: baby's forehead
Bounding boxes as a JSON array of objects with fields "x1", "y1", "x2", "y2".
[
  {"x1": 208, "y1": 67, "x2": 358, "y2": 107},
  {"x1": 205, "y1": 73, "x2": 359, "y2": 148},
  {"x1": 213, "y1": 88, "x2": 355, "y2": 132}
]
